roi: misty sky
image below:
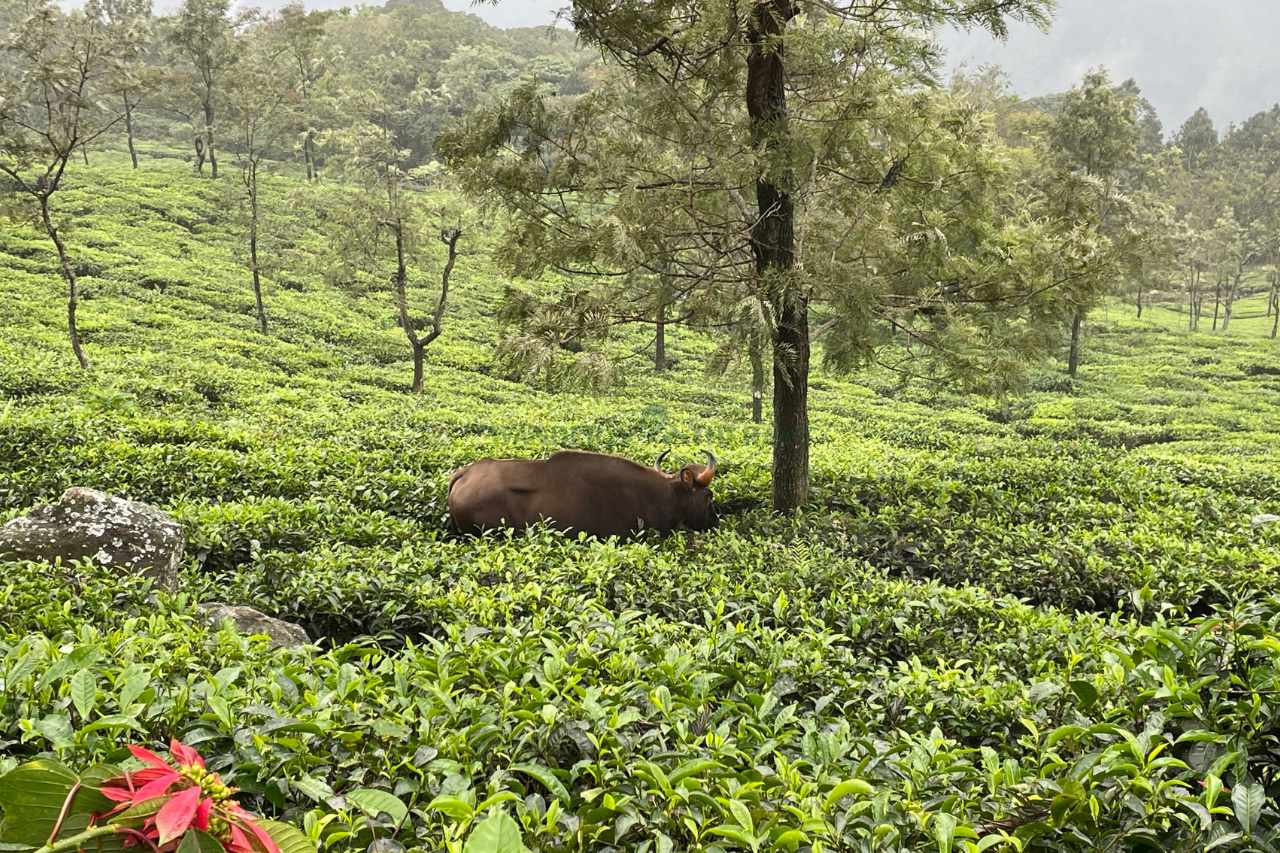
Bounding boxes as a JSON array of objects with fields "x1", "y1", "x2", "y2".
[{"x1": 441, "y1": 0, "x2": 1280, "y2": 135}]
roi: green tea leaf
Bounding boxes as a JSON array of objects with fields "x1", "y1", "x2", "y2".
[
  {"x1": 463, "y1": 810, "x2": 527, "y2": 853},
  {"x1": 1231, "y1": 781, "x2": 1264, "y2": 835},
  {"x1": 259, "y1": 821, "x2": 316, "y2": 853},
  {"x1": 933, "y1": 812, "x2": 957, "y2": 853},
  {"x1": 509, "y1": 763, "x2": 570, "y2": 807},
  {"x1": 70, "y1": 669, "x2": 97, "y2": 721},
  {"x1": 428, "y1": 795, "x2": 475, "y2": 821},
  {"x1": 347, "y1": 788, "x2": 408, "y2": 824},
  {"x1": 824, "y1": 779, "x2": 873, "y2": 810}
]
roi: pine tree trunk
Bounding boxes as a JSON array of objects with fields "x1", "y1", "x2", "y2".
[
  {"x1": 747, "y1": 0, "x2": 806, "y2": 513},
  {"x1": 249, "y1": 166, "x2": 267, "y2": 334},
  {"x1": 124, "y1": 96, "x2": 139, "y2": 169},
  {"x1": 654, "y1": 300, "x2": 666, "y2": 372},
  {"x1": 1067, "y1": 308, "x2": 1083, "y2": 378},
  {"x1": 40, "y1": 195, "x2": 89, "y2": 370},
  {"x1": 749, "y1": 328, "x2": 765, "y2": 424}
]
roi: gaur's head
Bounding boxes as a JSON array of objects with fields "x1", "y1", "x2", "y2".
[{"x1": 661, "y1": 449, "x2": 718, "y2": 531}]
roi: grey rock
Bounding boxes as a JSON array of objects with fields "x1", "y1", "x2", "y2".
[
  {"x1": 1252, "y1": 514, "x2": 1280, "y2": 528},
  {"x1": 0, "y1": 487, "x2": 183, "y2": 591},
  {"x1": 198, "y1": 602, "x2": 310, "y2": 649}
]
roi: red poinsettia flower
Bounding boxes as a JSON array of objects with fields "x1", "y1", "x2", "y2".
[{"x1": 98, "y1": 739, "x2": 281, "y2": 853}]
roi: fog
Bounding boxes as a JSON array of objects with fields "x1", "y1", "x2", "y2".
[{"x1": 445, "y1": 0, "x2": 1280, "y2": 133}]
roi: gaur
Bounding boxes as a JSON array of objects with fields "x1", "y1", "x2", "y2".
[{"x1": 448, "y1": 449, "x2": 718, "y2": 539}]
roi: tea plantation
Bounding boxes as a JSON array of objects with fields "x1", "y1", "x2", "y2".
[{"x1": 2, "y1": 154, "x2": 1280, "y2": 851}]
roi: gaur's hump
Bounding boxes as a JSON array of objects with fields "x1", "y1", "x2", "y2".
[{"x1": 547, "y1": 450, "x2": 651, "y2": 472}]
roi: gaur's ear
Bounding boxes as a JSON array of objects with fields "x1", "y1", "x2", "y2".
[{"x1": 680, "y1": 467, "x2": 696, "y2": 487}]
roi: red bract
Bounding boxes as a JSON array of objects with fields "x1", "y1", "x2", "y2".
[{"x1": 97, "y1": 740, "x2": 281, "y2": 853}]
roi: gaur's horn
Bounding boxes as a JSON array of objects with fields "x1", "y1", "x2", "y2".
[
  {"x1": 655, "y1": 449, "x2": 671, "y2": 471},
  {"x1": 696, "y1": 449, "x2": 717, "y2": 486}
]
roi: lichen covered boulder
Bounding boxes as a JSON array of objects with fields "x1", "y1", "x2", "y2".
[
  {"x1": 198, "y1": 603, "x2": 311, "y2": 649},
  {"x1": 0, "y1": 487, "x2": 183, "y2": 591}
]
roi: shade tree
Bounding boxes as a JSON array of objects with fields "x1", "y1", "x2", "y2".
[{"x1": 441, "y1": 0, "x2": 1155, "y2": 514}]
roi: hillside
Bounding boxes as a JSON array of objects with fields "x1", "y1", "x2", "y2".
[{"x1": 2, "y1": 153, "x2": 1280, "y2": 849}]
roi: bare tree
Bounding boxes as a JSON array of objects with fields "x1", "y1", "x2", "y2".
[
  {"x1": 395, "y1": 225, "x2": 461, "y2": 394},
  {"x1": 0, "y1": 0, "x2": 123, "y2": 369}
]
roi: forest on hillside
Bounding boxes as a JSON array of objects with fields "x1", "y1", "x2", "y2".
[{"x1": 2, "y1": 1, "x2": 1280, "y2": 852}]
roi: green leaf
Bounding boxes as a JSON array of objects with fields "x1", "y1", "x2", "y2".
[
  {"x1": 668, "y1": 758, "x2": 721, "y2": 786},
  {"x1": 259, "y1": 821, "x2": 316, "y2": 853},
  {"x1": 207, "y1": 694, "x2": 233, "y2": 730},
  {"x1": 510, "y1": 763, "x2": 570, "y2": 807},
  {"x1": 34, "y1": 713, "x2": 74, "y2": 749},
  {"x1": 290, "y1": 776, "x2": 335, "y2": 803},
  {"x1": 824, "y1": 779, "x2": 873, "y2": 810},
  {"x1": 177, "y1": 830, "x2": 227, "y2": 853},
  {"x1": 79, "y1": 715, "x2": 144, "y2": 736},
  {"x1": 933, "y1": 812, "x2": 957, "y2": 853},
  {"x1": 0, "y1": 760, "x2": 111, "y2": 845},
  {"x1": 428, "y1": 795, "x2": 475, "y2": 821},
  {"x1": 112, "y1": 797, "x2": 168, "y2": 823},
  {"x1": 1068, "y1": 680, "x2": 1098, "y2": 709},
  {"x1": 1204, "y1": 832, "x2": 1243, "y2": 851},
  {"x1": 463, "y1": 810, "x2": 527, "y2": 853},
  {"x1": 347, "y1": 788, "x2": 408, "y2": 825},
  {"x1": 706, "y1": 825, "x2": 756, "y2": 848},
  {"x1": 70, "y1": 669, "x2": 97, "y2": 721},
  {"x1": 1045, "y1": 725, "x2": 1085, "y2": 749},
  {"x1": 772, "y1": 830, "x2": 807, "y2": 852},
  {"x1": 117, "y1": 665, "x2": 151, "y2": 710},
  {"x1": 727, "y1": 799, "x2": 754, "y2": 835},
  {"x1": 1231, "y1": 781, "x2": 1264, "y2": 835}
]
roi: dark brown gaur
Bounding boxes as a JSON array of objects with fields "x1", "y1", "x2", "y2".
[{"x1": 448, "y1": 449, "x2": 718, "y2": 539}]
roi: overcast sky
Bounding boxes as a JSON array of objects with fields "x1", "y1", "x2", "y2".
[{"x1": 441, "y1": 0, "x2": 1280, "y2": 135}]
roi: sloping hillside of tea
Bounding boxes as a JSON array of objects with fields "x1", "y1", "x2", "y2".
[{"x1": 2, "y1": 153, "x2": 1280, "y2": 851}]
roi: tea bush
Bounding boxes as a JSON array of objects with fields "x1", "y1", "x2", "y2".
[{"x1": 2, "y1": 153, "x2": 1279, "y2": 850}]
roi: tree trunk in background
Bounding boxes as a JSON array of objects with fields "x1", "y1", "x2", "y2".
[
  {"x1": 1067, "y1": 308, "x2": 1083, "y2": 378},
  {"x1": 1191, "y1": 267, "x2": 1202, "y2": 330},
  {"x1": 654, "y1": 300, "x2": 666, "y2": 372},
  {"x1": 194, "y1": 137, "x2": 205, "y2": 173},
  {"x1": 40, "y1": 196, "x2": 89, "y2": 370},
  {"x1": 249, "y1": 164, "x2": 267, "y2": 334},
  {"x1": 1211, "y1": 277, "x2": 1222, "y2": 331},
  {"x1": 1135, "y1": 287, "x2": 1143, "y2": 318},
  {"x1": 747, "y1": 1, "x2": 807, "y2": 513},
  {"x1": 391, "y1": 219, "x2": 424, "y2": 394},
  {"x1": 81, "y1": 146, "x2": 89, "y2": 166},
  {"x1": 411, "y1": 342, "x2": 425, "y2": 394},
  {"x1": 124, "y1": 96, "x2": 139, "y2": 169},
  {"x1": 749, "y1": 328, "x2": 765, "y2": 424},
  {"x1": 1272, "y1": 275, "x2": 1279, "y2": 340},
  {"x1": 304, "y1": 132, "x2": 316, "y2": 182},
  {"x1": 1221, "y1": 270, "x2": 1242, "y2": 333},
  {"x1": 203, "y1": 99, "x2": 218, "y2": 179}
]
